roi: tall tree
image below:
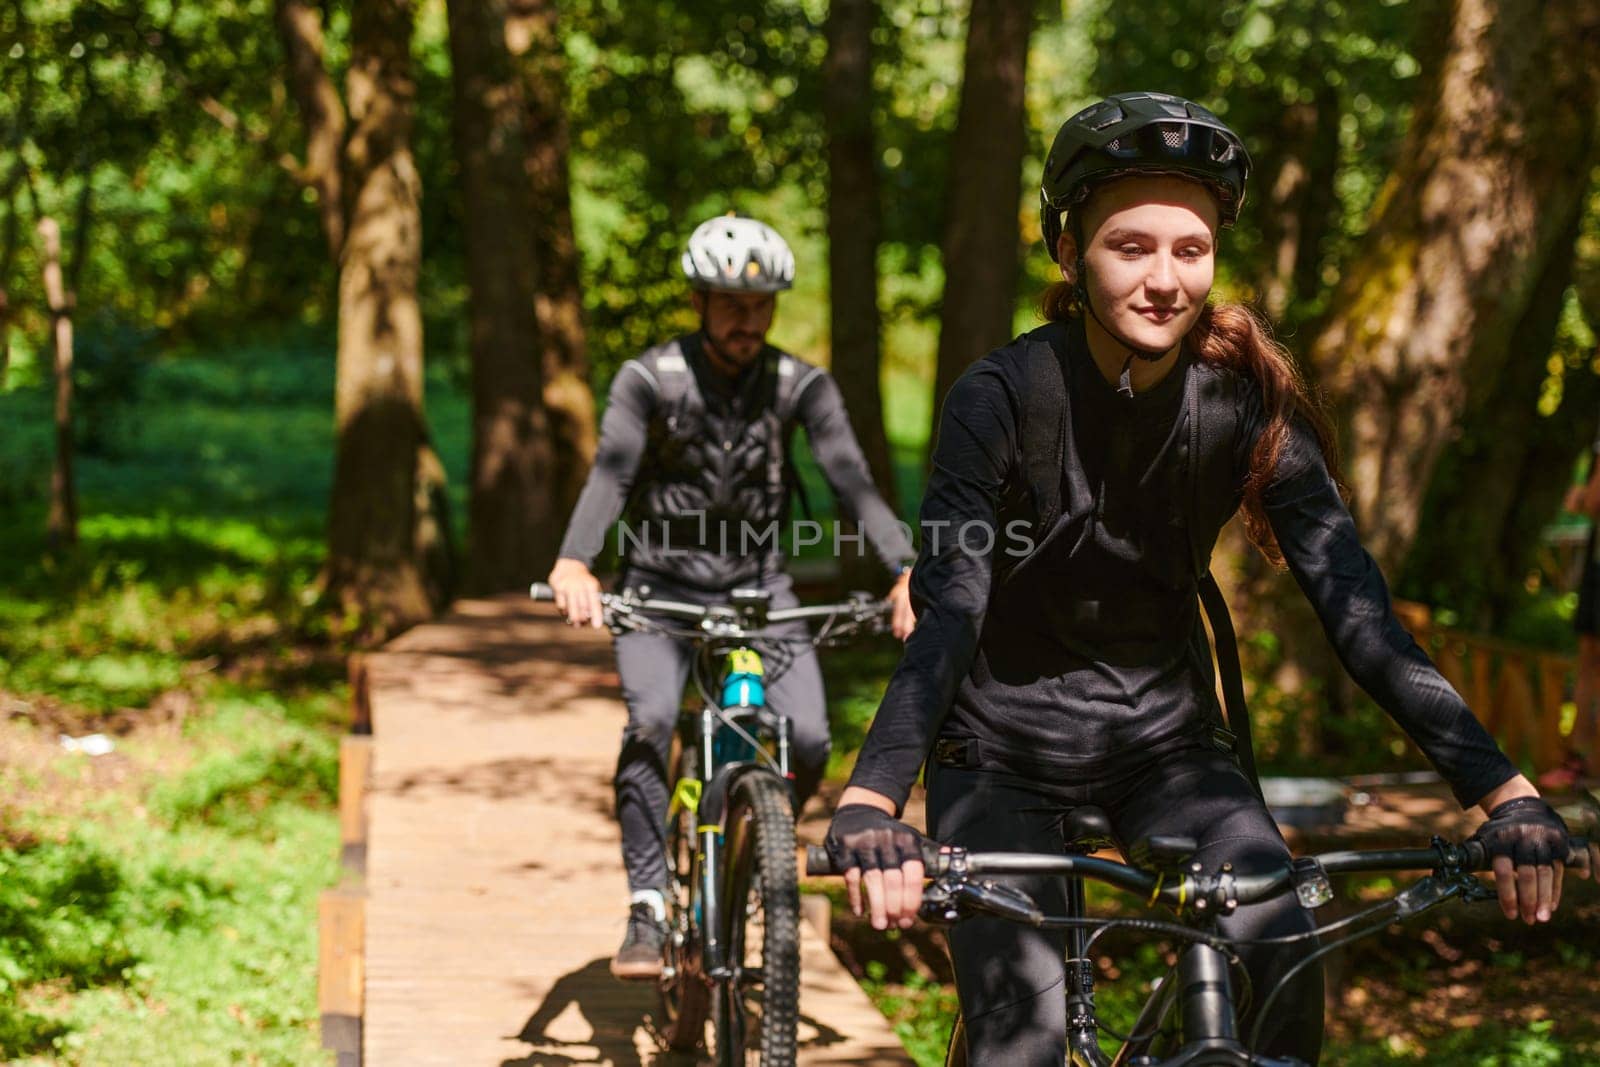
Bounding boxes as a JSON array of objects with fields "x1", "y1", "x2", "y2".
[
  {"x1": 1309, "y1": 0, "x2": 1600, "y2": 574},
  {"x1": 929, "y1": 0, "x2": 1034, "y2": 444},
  {"x1": 447, "y1": 0, "x2": 561, "y2": 592},
  {"x1": 824, "y1": 0, "x2": 896, "y2": 512},
  {"x1": 278, "y1": 0, "x2": 446, "y2": 629},
  {"x1": 1253, "y1": 82, "x2": 1341, "y2": 325},
  {"x1": 38, "y1": 215, "x2": 75, "y2": 548},
  {"x1": 505, "y1": 0, "x2": 596, "y2": 522}
]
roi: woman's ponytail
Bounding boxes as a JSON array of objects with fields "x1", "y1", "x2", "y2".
[{"x1": 1186, "y1": 303, "x2": 1345, "y2": 565}]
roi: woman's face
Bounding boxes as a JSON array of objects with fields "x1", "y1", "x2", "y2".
[{"x1": 1061, "y1": 176, "x2": 1219, "y2": 352}]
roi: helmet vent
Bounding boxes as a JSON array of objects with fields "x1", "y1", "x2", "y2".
[{"x1": 1161, "y1": 125, "x2": 1184, "y2": 149}]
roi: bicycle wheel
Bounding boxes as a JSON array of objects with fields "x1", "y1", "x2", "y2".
[
  {"x1": 717, "y1": 771, "x2": 800, "y2": 1067},
  {"x1": 657, "y1": 743, "x2": 712, "y2": 1051}
]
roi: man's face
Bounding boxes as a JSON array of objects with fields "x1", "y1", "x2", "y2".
[{"x1": 694, "y1": 289, "x2": 776, "y2": 369}]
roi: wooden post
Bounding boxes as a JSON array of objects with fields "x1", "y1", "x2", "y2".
[
  {"x1": 1537, "y1": 655, "x2": 1572, "y2": 771},
  {"x1": 340, "y1": 734, "x2": 374, "y2": 874},
  {"x1": 349, "y1": 653, "x2": 373, "y2": 734},
  {"x1": 38, "y1": 216, "x2": 76, "y2": 547},
  {"x1": 319, "y1": 885, "x2": 365, "y2": 1067},
  {"x1": 1469, "y1": 646, "x2": 1493, "y2": 724},
  {"x1": 1494, "y1": 659, "x2": 1536, "y2": 766}
]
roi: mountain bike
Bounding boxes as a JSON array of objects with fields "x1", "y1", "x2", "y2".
[
  {"x1": 531, "y1": 580, "x2": 890, "y2": 1066},
  {"x1": 806, "y1": 805, "x2": 1596, "y2": 1066}
]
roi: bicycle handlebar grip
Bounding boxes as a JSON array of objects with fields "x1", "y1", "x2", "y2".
[
  {"x1": 1461, "y1": 837, "x2": 1593, "y2": 874},
  {"x1": 804, "y1": 842, "x2": 945, "y2": 877},
  {"x1": 530, "y1": 582, "x2": 555, "y2": 602}
]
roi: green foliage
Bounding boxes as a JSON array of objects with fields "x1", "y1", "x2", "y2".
[
  {"x1": 0, "y1": 340, "x2": 395, "y2": 1061},
  {"x1": 860, "y1": 961, "x2": 960, "y2": 1066},
  {"x1": 1089, "y1": 0, "x2": 1426, "y2": 329},
  {"x1": 150, "y1": 731, "x2": 337, "y2": 837}
]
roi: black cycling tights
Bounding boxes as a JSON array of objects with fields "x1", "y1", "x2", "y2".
[{"x1": 926, "y1": 747, "x2": 1324, "y2": 1066}]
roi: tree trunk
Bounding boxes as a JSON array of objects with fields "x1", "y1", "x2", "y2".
[
  {"x1": 325, "y1": 0, "x2": 434, "y2": 629},
  {"x1": 38, "y1": 216, "x2": 76, "y2": 548},
  {"x1": 824, "y1": 0, "x2": 896, "y2": 508},
  {"x1": 274, "y1": 0, "x2": 347, "y2": 261},
  {"x1": 826, "y1": 0, "x2": 898, "y2": 592},
  {"x1": 1254, "y1": 82, "x2": 1341, "y2": 327},
  {"x1": 1309, "y1": 0, "x2": 1600, "y2": 574},
  {"x1": 505, "y1": 0, "x2": 596, "y2": 522},
  {"x1": 928, "y1": 0, "x2": 1033, "y2": 447},
  {"x1": 448, "y1": 0, "x2": 561, "y2": 593},
  {"x1": 1, "y1": 163, "x2": 25, "y2": 389},
  {"x1": 1398, "y1": 196, "x2": 1598, "y2": 626}
]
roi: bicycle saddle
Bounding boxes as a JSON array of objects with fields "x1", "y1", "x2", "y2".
[{"x1": 1060, "y1": 806, "x2": 1116, "y2": 853}]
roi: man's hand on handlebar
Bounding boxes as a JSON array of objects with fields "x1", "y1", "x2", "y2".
[
  {"x1": 826, "y1": 787, "x2": 930, "y2": 931},
  {"x1": 547, "y1": 558, "x2": 605, "y2": 629},
  {"x1": 887, "y1": 570, "x2": 916, "y2": 642}
]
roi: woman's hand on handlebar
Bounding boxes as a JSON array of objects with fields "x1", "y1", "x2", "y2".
[
  {"x1": 547, "y1": 558, "x2": 605, "y2": 629},
  {"x1": 1472, "y1": 778, "x2": 1588, "y2": 924},
  {"x1": 826, "y1": 787, "x2": 927, "y2": 931}
]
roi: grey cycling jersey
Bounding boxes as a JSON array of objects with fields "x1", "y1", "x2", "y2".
[{"x1": 558, "y1": 332, "x2": 915, "y2": 591}]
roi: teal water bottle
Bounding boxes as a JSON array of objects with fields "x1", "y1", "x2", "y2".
[
  {"x1": 720, "y1": 647, "x2": 766, "y2": 709},
  {"x1": 714, "y1": 648, "x2": 764, "y2": 765}
]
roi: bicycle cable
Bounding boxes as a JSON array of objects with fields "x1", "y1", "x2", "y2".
[{"x1": 1245, "y1": 910, "x2": 1406, "y2": 1050}]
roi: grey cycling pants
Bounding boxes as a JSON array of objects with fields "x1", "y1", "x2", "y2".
[
  {"x1": 927, "y1": 747, "x2": 1324, "y2": 1066},
  {"x1": 614, "y1": 571, "x2": 829, "y2": 893}
]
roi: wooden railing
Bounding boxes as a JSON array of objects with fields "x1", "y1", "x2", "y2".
[
  {"x1": 1392, "y1": 600, "x2": 1574, "y2": 771},
  {"x1": 318, "y1": 654, "x2": 372, "y2": 1067}
]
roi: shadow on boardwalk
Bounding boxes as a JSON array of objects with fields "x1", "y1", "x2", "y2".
[
  {"x1": 503, "y1": 957, "x2": 856, "y2": 1067},
  {"x1": 502, "y1": 957, "x2": 679, "y2": 1067}
]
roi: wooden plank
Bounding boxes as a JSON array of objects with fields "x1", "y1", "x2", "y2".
[
  {"x1": 339, "y1": 734, "x2": 373, "y2": 874},
  {"x1": 319, "y1": 885, "x2": 365, "y2": 1066}
]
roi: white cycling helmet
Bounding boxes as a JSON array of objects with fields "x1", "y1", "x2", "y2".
[{"x1": 681, "y1": 214, "x2": 795, "y2": 293}]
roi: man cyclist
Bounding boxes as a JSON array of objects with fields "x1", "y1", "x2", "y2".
[{"x1": 547, "y1": 213, "x2": 917, "y2": 979}]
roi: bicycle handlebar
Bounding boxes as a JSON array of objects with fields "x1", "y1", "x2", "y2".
[
  {"x1": 530, "y1": 581, "x2": 889, "y2": 632},
  {"x1": 804, "y1": 836, "x2": 1591, "y2": 914}
]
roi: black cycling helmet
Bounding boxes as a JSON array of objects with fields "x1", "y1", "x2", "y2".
[{"x1": 1040, "y1": 91, "x2": 1251, "y2": 262}]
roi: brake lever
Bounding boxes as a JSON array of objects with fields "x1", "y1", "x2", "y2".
[{"x1": 917, "y1": 874, "x2": 1045, "y2": 927}]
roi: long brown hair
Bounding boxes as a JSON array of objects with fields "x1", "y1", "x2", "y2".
[{"x1": 1040, "y1": 279, "x2": 1345, "y2": 566}]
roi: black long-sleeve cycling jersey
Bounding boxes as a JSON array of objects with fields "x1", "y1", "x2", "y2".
[
  {"x1": 847, "y1": 319, "x2": 1517, "y2": 812},
  {"x1": 558, "y1": 333, "x2": 915, "y2": 591}
]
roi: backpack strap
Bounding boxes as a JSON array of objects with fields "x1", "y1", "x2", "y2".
[
  {"x1": 773, "y1": 352, "x2": 821, "y2": 521},
  {"x1": 1187, "y1": 364, "x2": 1262, "y2": 797},
  {"x1": 1020, "y1": 334, "x2": 1070, "y2": 536}
]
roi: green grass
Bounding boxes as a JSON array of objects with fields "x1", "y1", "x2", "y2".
[{"x1": 0, "y1": 333, "x2": 409, "y2": 1063}]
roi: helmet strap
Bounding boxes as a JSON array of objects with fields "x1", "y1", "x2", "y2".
[{"x1": 1074, "y1": 255, "x2": 1169, "y2": 399}]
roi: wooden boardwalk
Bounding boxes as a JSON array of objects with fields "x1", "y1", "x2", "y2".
[{"x1": 354, "y1": 595, "x2": 913, "y2": 1066}]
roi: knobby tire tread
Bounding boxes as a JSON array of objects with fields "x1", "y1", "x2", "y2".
[{"x1": 726, "y1": 773, "x2": 800, "y2": 1067}]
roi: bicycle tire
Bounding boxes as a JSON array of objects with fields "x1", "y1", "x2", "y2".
[
  {"x1": 657, "y1": 743, "x2": 712, "y2": 1051},
  {"x1": 718, "y1": 772, "x2": 800, "y2": 1067}
]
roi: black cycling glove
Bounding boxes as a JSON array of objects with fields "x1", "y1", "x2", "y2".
[
  {"x1": 1470, "y1": 796, "x2": 1569, "y2": 867},
  {"x1": 824, "y1": 804, "x2": 929, "y2": 872}
]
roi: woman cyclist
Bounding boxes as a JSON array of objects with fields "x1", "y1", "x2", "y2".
[{"x1": 823, "y1": 91, "x2": 1587, "y2": 1064}]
